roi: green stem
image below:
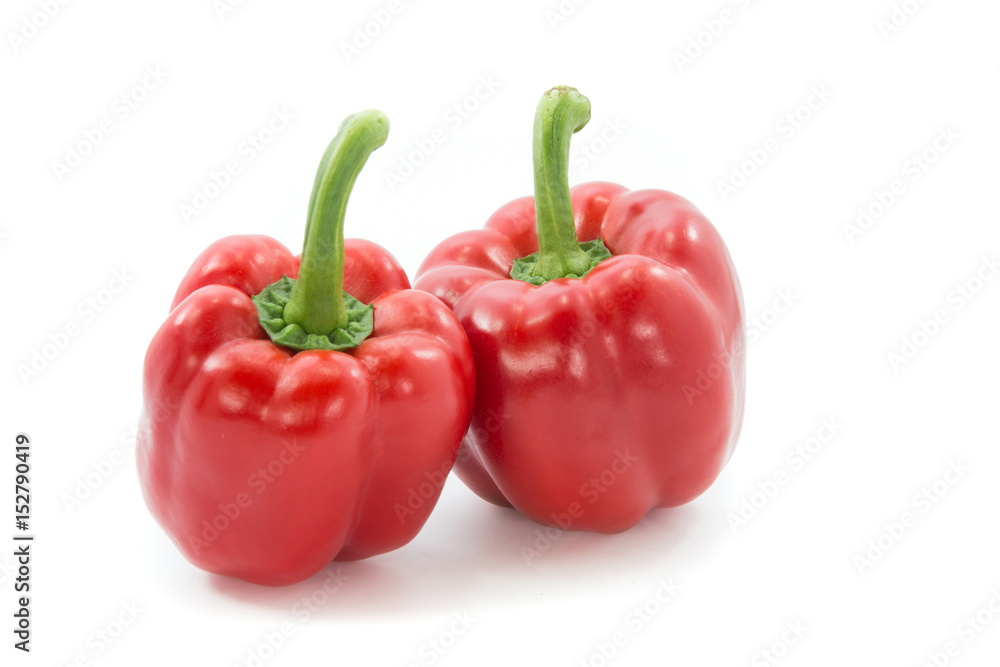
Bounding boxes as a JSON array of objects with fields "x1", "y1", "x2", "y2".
[
  {"x1": 283, "y1": 110, "x2": 388, "y2": 334},
  {"x1": 531, "y1": 86, "x2": 592, "y2": 281}
]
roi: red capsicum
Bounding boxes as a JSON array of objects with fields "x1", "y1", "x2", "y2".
[
  {"x1": 415, "y1": 87, "x2": 745, "y2": 533},
  {"x1": 137, "y1": 111, "x2": 474, "y2": 585}
]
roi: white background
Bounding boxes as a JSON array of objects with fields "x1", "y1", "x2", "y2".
[{"x1": 3, "y1": 0, "x2": 999, "y2": 665}]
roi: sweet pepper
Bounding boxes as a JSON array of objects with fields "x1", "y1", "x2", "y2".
[
  {"x1": 137, "y1": 110, "x2": 474, "y2": 585},
  {"x1": 415, "y1": 87, "x2": 745, "y2": 533}
]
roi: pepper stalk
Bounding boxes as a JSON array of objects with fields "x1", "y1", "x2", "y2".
[
  {"x1": 252, "y1": 110, "x2": 387, "y2": 351},
  {"x1": 511, "y1": 86, "x2": 611, "y2": 286}
]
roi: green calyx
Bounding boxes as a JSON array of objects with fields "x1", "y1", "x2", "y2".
[
  {"x1": 511, "y1": 86, "x2": 611, "y2": 286},
  {"x1": 510, "y1": 239, "x2": 611, "y2": 286},
  {"x1": 252, "y1": 110, "x2": 387, "y2": 352},
  {"x1": 254, "y1": 276, "x2": 373, "y2": 351}
]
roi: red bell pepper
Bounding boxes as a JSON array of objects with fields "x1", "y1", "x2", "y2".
[
  {"x1": 137, "y1": 111, "x2": 474, "y2": 585},
  {"x1": 415, "y1": 87, "x2": 745, "y2": 533}
]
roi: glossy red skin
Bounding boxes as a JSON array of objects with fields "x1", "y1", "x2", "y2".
[
  {"x1": 138, "y1": 235, "x2": 474, "y2": 585},
  {"x1": 415, "y1": 182, "x2": 745, "y2": 533}
]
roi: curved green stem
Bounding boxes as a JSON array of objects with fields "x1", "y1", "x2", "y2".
[
  {"x1": 531, "y1": 86, "x2": 592, "y2": 282},
  {"x1": 283, "y1": 110, "x2": 388, "y2": 334}
]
